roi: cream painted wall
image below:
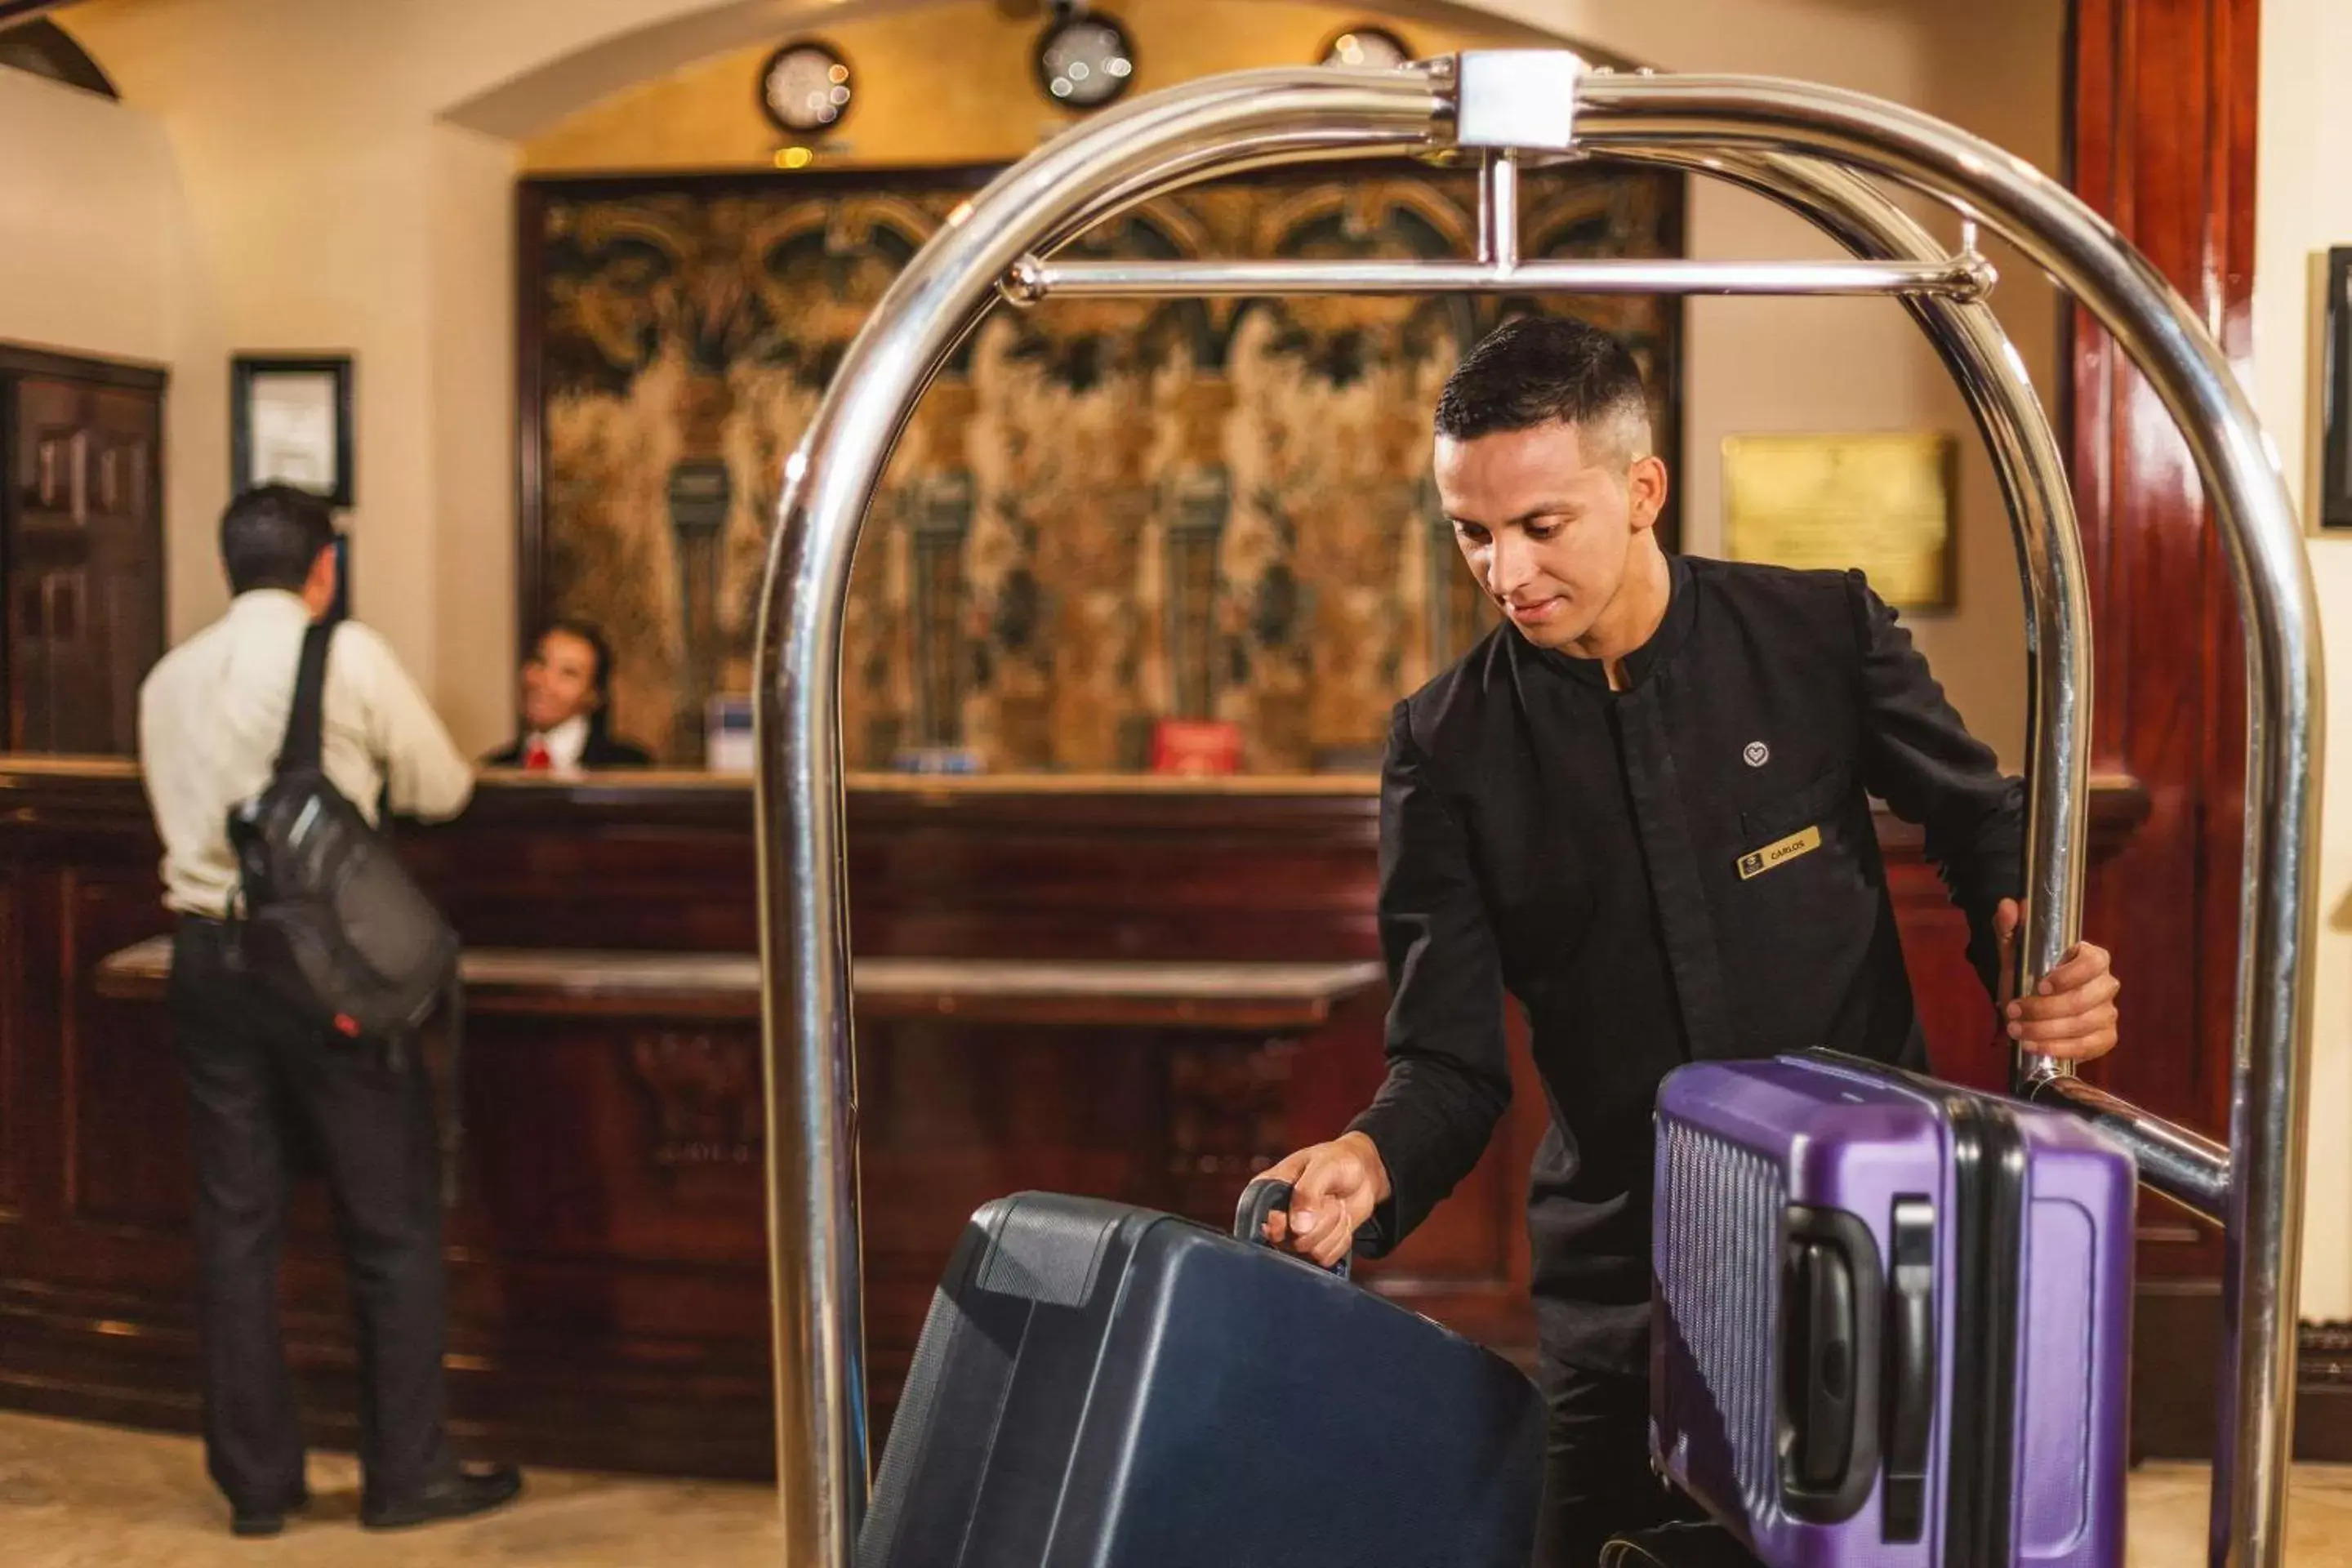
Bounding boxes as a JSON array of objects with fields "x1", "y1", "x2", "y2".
[
  {"x1": 0, "y1": 67, "x2": 179, "y2": 363},
  {"x1": 58, "y1": 0, "x2": 2060, "y2": 764},
  {"x1": 426, "y1": 122, "x2": 520, "y2": 751},
  {"x1": 0, "y1": 65, "x2": 220, "y2": 627},
  {"x1": 2251, "y1": 0, "x2": 2352, "y2": 1321},
  {"x1": 65, "y1": 0, "x2": 512, "y2": 716}
]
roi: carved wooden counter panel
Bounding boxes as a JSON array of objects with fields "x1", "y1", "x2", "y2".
[{"x1": 0, "y1": 764, "x2": 2144, "y2": 1477}]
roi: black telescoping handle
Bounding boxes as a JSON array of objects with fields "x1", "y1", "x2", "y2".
[
  {"x1": 1234, "y1": 1178, "x2": 1352, "y2": 1280},
  {"x1": 1880, "y1": 1198, "x2": 1936, "y2": 1543}
]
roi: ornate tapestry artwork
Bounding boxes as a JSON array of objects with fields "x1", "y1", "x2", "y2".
[{"x1": 523, "y1": 163, "x2": 1683, "y2": 772}]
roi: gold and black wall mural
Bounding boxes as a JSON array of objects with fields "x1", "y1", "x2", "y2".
[{"x1": 518, "y1": 162, "x2": 1683, "y2": 772}]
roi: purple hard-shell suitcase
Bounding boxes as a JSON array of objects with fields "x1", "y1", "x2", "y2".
[{"x1": 1650, "y1": 1050, "x2": 2134, "y2": 1568}]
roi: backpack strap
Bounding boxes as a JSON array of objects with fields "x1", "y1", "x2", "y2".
[{"x1": 278, "y1": 621, "x2": 334, "y2": 776}]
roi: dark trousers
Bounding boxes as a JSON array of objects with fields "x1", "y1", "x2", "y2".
[
  {"x1": 168, "y1": 917, "x2": 454, "y2": 1510},
  {"x1": 1535, "y1": 1357, "x2": 1702, "y2": 1568}
]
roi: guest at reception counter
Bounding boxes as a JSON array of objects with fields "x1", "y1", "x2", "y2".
[
  {"x1": 482, "y1": 621, "x2": 655, "y2": 774},
  {"x1": 135, "y1": 484, "x2": 522, "y2": 1538}
]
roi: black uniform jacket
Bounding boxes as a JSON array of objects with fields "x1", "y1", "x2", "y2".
[{"x1": 1346, "y1": 554, "x2": 2023, "y2": 1374}]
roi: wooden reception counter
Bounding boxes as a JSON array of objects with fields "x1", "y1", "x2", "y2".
[{"x1": 0, "y1": 759, "x2": 2147, "y2": 1478}]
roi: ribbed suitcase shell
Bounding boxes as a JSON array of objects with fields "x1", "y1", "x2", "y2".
[
  {"x1": 1650, "y1": 1053, "x2": 2133, "y2": 1568},
  {"x1": 861, "y1": 1191, "x2": 1546, "y2": 1568}
]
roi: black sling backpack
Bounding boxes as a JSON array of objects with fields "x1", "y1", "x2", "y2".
[{"x1": 225, "y1": 621, "x2": 465, "y2": 1196}]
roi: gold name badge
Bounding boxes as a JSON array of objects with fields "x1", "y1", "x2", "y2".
[{"x1": 1737, "y1": 824, "x2": 1823, "y2": 880}]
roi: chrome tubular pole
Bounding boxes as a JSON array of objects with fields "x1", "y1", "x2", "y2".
[
  {"x1": 751, "y1": 64, "x2": 1446, "y2": 1568},
  {"x1": 1610, "y1": 145, "x2": 2092, "y2": 1085},
  {"x1": 1478, "y1": 147, "x2": 1521, "y2": 270},
  {"x1": 1663, "y1": 129, "x2": 2234, "y2": 1396},
  {"x1": 2031, "y1": 1071, "x2": 2235, "y2": 1221},
  {"x1": 1000, "y1": 252, "x2": 1994, "y2": 301},
  {"x1": 1583, "y1": 72, "x2": 2321, "y2": 1568},
  {"x1": 751, "y1": 51, "x2": 2321, "y2": 1568}
]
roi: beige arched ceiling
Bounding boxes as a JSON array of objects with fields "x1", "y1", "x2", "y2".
[
  {"x1": 439, "y1": 0, "x2": 1621, "y2": 143},
  {"x1": 502, "y1": 0, "x2": 1628, "y2": 173}
]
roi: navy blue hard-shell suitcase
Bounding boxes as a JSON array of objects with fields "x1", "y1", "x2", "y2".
[{"x1": 858, "y1": 1184, "x2": 1546, "y2": 1568}]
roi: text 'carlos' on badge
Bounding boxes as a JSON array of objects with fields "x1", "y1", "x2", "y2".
[{"x1": 1737, "y1": 824, "x2": 1822, "y2": 880}]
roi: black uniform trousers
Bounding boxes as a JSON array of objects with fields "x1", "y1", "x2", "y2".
[
  {"x1": 1534, "y1": 1358, "x2": 1705, "y2": 1568},
  {"x1": 167, "y1": 915, "x2": 454, "y2": 1511}
]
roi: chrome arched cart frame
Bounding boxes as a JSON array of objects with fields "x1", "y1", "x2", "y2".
[{"x1": 749, "y1": 53, "x2": 2324, "y2": 1568}]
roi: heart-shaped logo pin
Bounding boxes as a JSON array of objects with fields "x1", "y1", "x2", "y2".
[{"x1": 1743, "y1": 741, "x2": 1770, "y2": 768}]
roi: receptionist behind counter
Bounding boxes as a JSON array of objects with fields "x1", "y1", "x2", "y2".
[{"x1": 483, "y1": 621, "x2": 655, "y2": 774}]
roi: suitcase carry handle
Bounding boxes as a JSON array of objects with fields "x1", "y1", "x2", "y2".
[
  {"x1": 1776, "y1": 1205, "x2": 1882, "y2": 1523},
  {"x1": 1234, "y1": 1178, "x2": 1352, "y2": 1280}
]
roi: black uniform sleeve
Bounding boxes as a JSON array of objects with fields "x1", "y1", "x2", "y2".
[
  {"x1": 1343, "y1": 702, "x2": 1513, "y2": 1257},
  {"x1": 1846, "y1": 571, "x2": 2025, "y2": 1000}
]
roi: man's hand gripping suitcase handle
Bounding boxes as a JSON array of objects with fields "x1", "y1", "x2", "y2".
[
  {"x1": 1240, "y1": 1130, "x2": 1392, "y2": 1274},
  {"x1": 1236, "y1": 1179, "x2": 1353, "y2": 1280}
]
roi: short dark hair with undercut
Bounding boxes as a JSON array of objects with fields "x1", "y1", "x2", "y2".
[
  {"x1": 220, "y1": 484, "x2": 337, "y2": 596},
  {"x1": 1434, "y1": 314, "x2": 1652, "y2": 461}
]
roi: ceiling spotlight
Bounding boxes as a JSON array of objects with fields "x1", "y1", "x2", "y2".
[
  {"x1": 1321, "y1": 26, "x2": 1411, "y2": 70},
  {"x1": 1035, "y1": 11, "x2": 1136, "y2": 109},
  {"x1": 760, "y1": 40, "x2": 854, "y2": 136}
]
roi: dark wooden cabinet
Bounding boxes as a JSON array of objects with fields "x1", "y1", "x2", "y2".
[{"x1": 0, "y1": 345, "x2": 167, "y2": 755}]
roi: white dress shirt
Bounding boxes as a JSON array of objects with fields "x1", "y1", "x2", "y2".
[
  {"x1": 519, "y1": 714, "x2": 590, "y2": 777},
  {"x1": 136, "y1": 590, "x2": 474, "y2": 916}
]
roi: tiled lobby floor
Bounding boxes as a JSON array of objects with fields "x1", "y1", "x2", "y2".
[{"x1": 5, "y1": 1408, "x2": 2352, "y2": 1566}]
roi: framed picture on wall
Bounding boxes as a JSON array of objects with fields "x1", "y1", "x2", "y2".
[
  {"x1": 231, "y1": 354, "x2": 354, "y2": 508},
  {"x1": 2324, "y1": 248, "x2": 2352, "y2": 529}
]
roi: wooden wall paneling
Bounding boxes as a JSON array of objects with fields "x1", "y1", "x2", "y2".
[
  {"x1": 8, "y1": 854, "x2": 67, "y2": 1227},
  {"x1": 0, "y1": 772, "x2": 2152, "y2": 1475},
  {"x1": 2067, "y1": 0, "x2": 2259, "y2": 1163},
  {"x1": 0, "y1": 866, "x2": 21, "y2": 1219},
  {"x1": 2065, "y1": 0, "x2": 2297, "y2": 1458},
  {"x1": 0, "y1": 348, "x2": 167, "y2": 757},
  {"x1": 0, "y1": 802, "x2": 197, "y2": 1438},
  {"x1": 64, "y1": 868, "x2": 181, "y2": 1236},
  {"x1": 85, "y1": 385, "x2": 166, "y2": 755},
  {"x1": 0, "y1": 367, "x2": 11, "y2": 762},
  {"x1": 7, "y1": 376, "x2": 84, "y2": 752}
]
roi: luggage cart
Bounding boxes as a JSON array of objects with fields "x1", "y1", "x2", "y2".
[{"x1": 746, "y1": 51, "x2": 2324, "y2": 1568}]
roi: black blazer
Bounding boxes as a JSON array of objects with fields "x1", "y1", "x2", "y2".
[
  {"x1": 482, "y1": 732, "x2": 656, "y2": 769},
  {"x1": 1344, "y1": 554, "x2": 2023, "y2": 1372}
]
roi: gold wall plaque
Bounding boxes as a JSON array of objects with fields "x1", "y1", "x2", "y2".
[{"x1": 1722, "y1": 433, "x2": 1958, "y2": 610}]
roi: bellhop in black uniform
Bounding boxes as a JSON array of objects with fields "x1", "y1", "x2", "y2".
[
  {"x1": 1348, "y1": 554, "x2": 2023, "y2": 1358},
  {"x1": 1349, "y1": 555, "x2": 2025, "y2": 1561},
  {"x1": 1252, "y1": 314, "x2": 2057, "y2": 1568},
  {"x1": 1354, "y1": 555, "x2": 2032, "y2": 1561}
]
